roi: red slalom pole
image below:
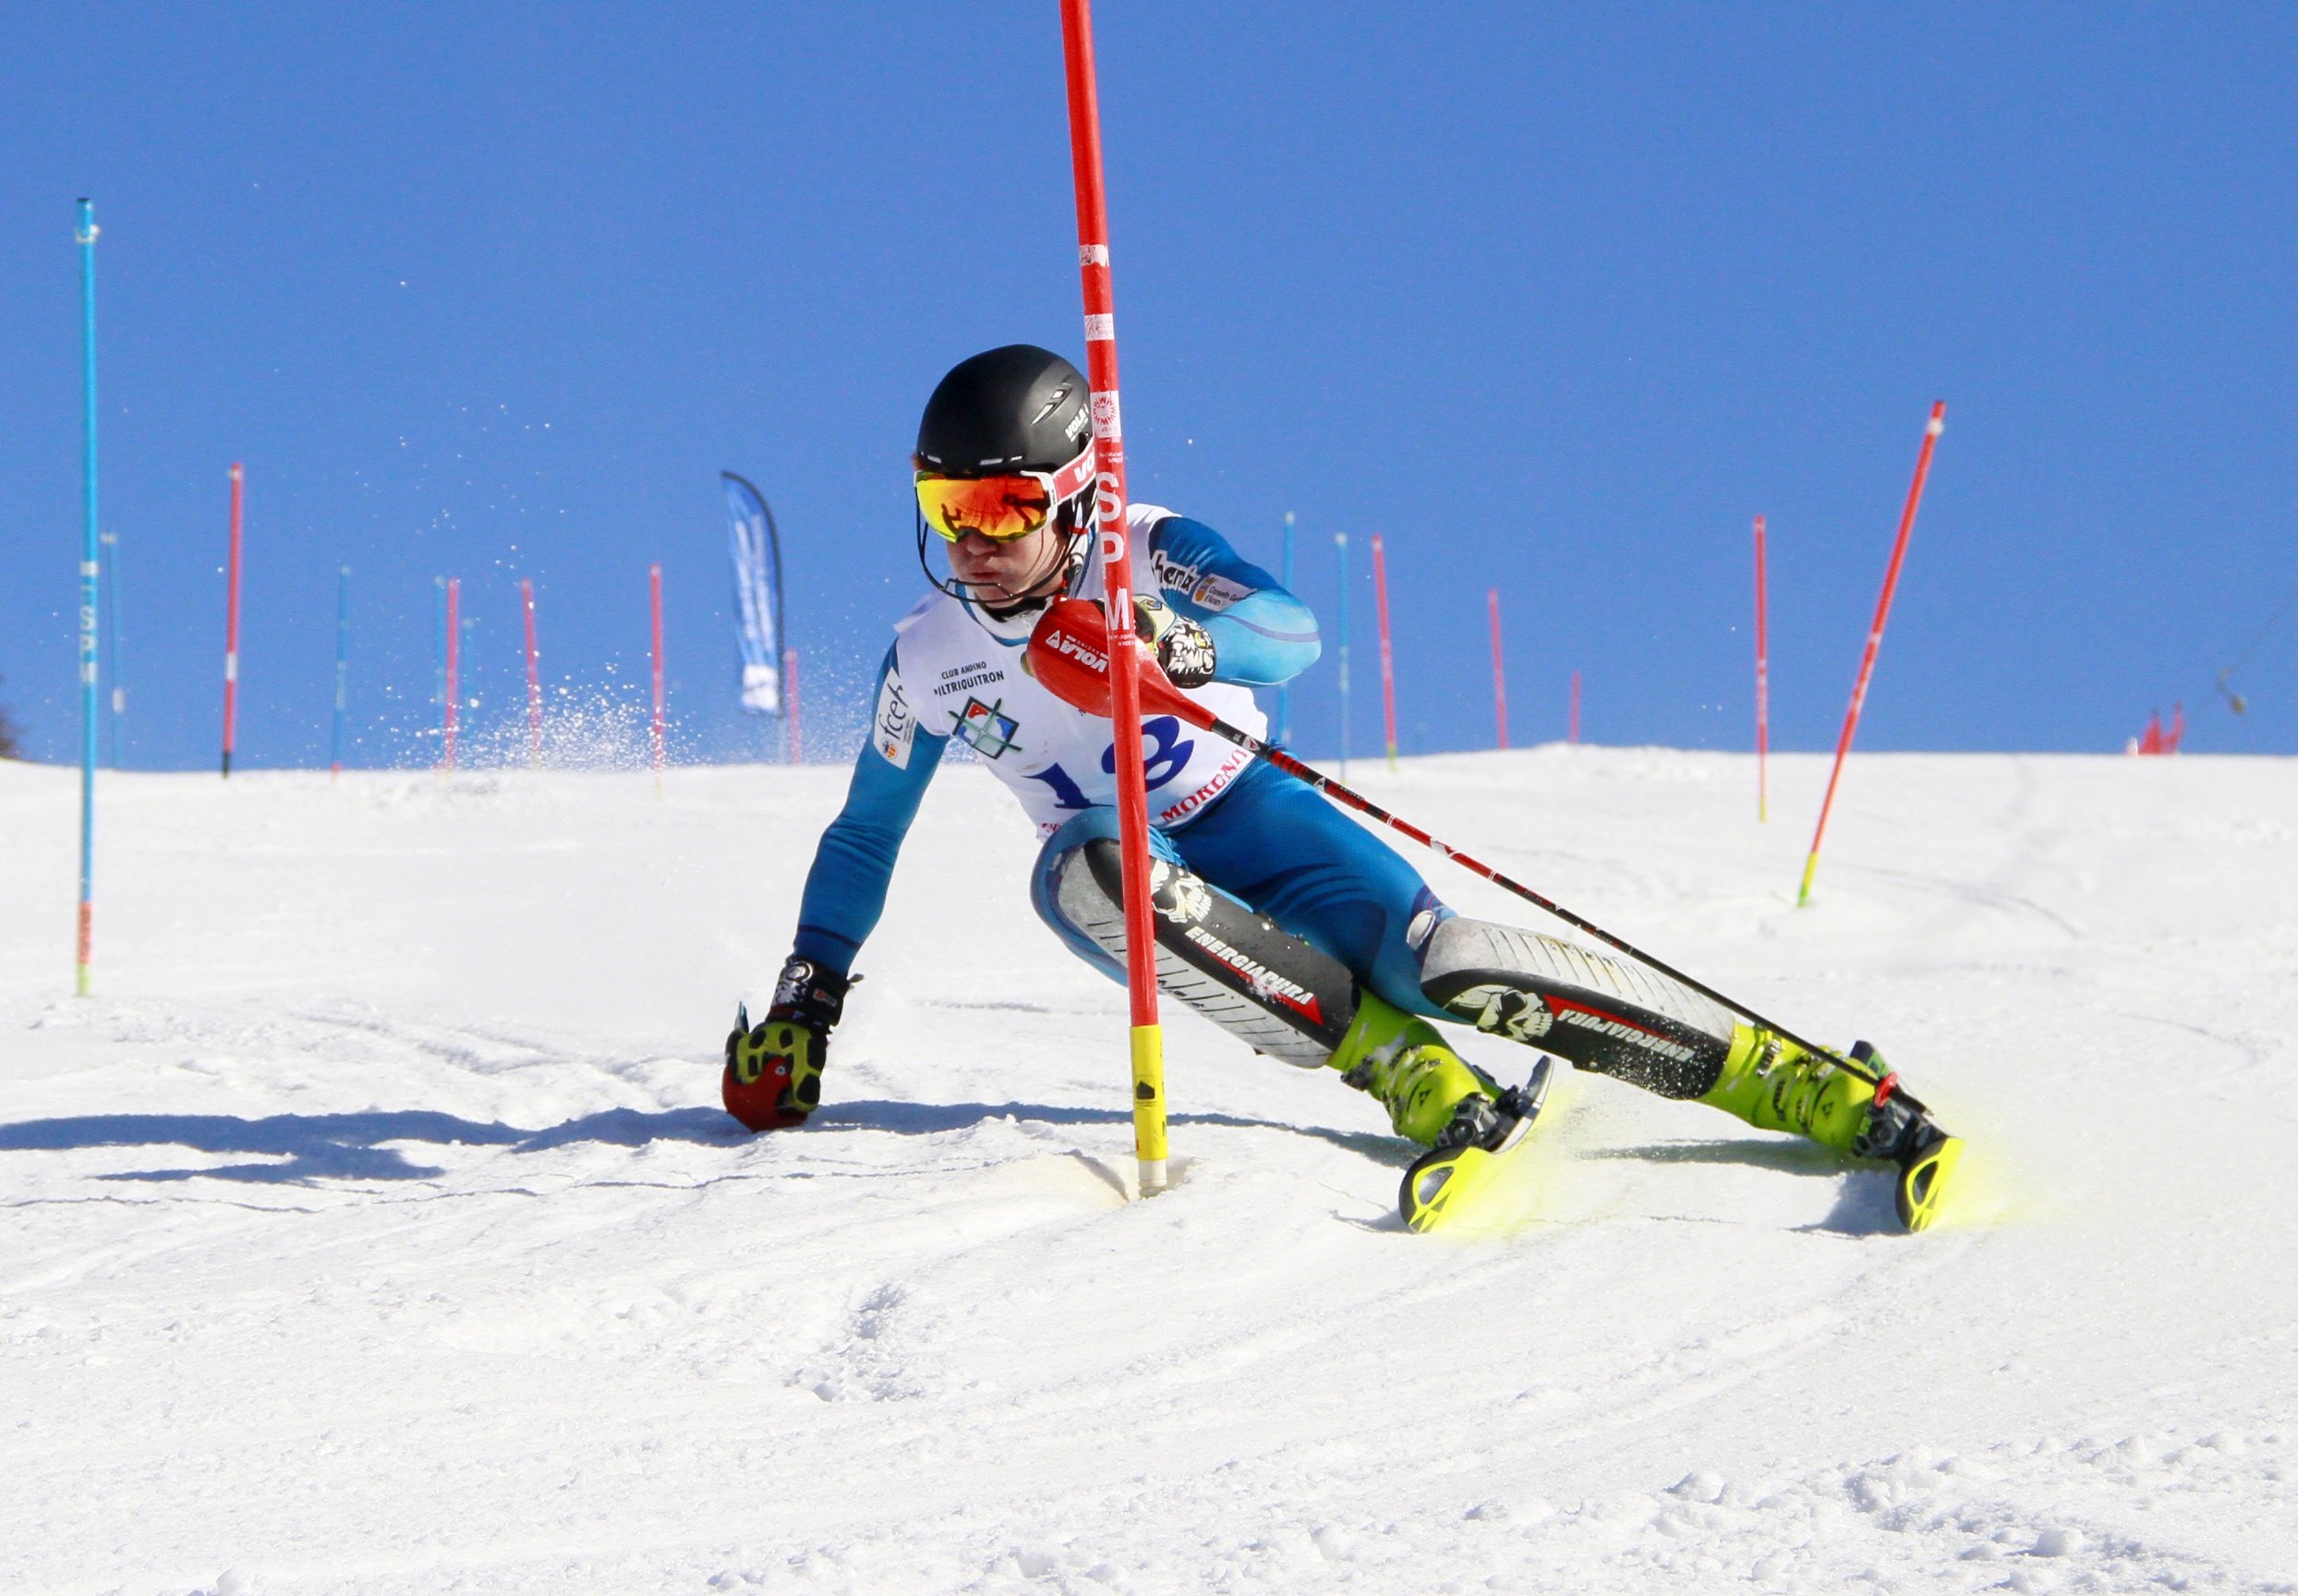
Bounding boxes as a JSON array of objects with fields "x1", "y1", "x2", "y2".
[
  {"x1": 1372, "y1": 533, "x2": 1398, "y2": 768},
  {"x1": 442, "y1": 577, "x2": 460, "y2": 771},
  {"x1": 1570, "y1": 670, "x2": 1581, "y2": 745},
  {"x1": 1488, "y1": 587, "x2": 1508, "y2": 751},
  {"x1": 782, "y1": 646, "x2": 801, "y2": 765},
  {"x1": 1797, "y1": 401, "x2": 1946, "y2": 906},
  {"x1": 522, "y1": 578, "x2": 542, "y2": 768},
  {"x1": 1754, "y1": 514, "x2": 1770, "y2": 823},
  {"x1": 1060, "y1": 0, "x2": 1168, "y2": 1197},
  {"x1": 649, "y1": 562, "x2": 666, "y2": 789},
  {"x1": 1028, "y1": 598, "x2": 1881, "y2": 1087},
  {"x1": 221, "y1": 462, "x2": 244, "y2": 778}
]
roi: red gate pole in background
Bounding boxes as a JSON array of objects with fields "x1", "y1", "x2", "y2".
[
  {"x1": 1754, "y1": 514, "x2": 1770, "y2": 822},
  {"x1": 1488, "y1": 587, "x2": 1508, "y2": 751},
  {"x1": 1059, "y1": 0, "x2": 1169, "y2": 1197},
  {"x1": 1796, "y1": 401, "x2": 1946, "y2": 907},
  {"x1": 1372, "y1": 533, "x2": 1398, "y2": 769},
  {"x1": 221, "y1": 463, "x2": 245, "y2": 778},
  {"x1": 1570, "y1": 670, "x2": 1581, "y2": 745},
  {"x1": 522, "y1": 578, "x2": 542, "y2": 768}
]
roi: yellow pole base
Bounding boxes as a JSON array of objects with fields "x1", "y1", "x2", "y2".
[
  {"x1": 1131, "y1": 1022, "x2": 1168, "y2": 1196},
  {"x1": 1796, "y1": 851, "x2": 1820, "y2": 907}
]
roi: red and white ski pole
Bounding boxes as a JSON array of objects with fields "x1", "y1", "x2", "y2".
[
  {"x1": 1059, "y1": 0, "x2": 1169, "y2": 1196},
  {"x1": 1028, "y1": 598, "x2": 1879, "y2": 1084},
  {"x1": 1796, "y1": 402, "x2": 1945, "y2": 907}
]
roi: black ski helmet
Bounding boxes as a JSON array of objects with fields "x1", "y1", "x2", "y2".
[
  {"x1": 915, "y1": 344, "x2": 1095, "y2": 478},
  {"x1": 913, "y1": 345, "x2": 1097, "y2": 602}
]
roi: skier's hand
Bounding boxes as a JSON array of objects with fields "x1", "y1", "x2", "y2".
[
  {"x1": 1132, "y1": 594, "x2": 1218, "y2": 688},
  {"x1": 723, "y1": 956, "x2": 851, "y2": 1131}
]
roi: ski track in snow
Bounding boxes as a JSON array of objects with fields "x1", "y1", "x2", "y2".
[{"x1": 2, "y1": 752, "x2": 2293, "y2": 1594}]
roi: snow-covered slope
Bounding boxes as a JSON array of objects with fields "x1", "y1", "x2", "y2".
[{"x1": 3, "y1": 750, "x2": 2292, "y2": 1595}]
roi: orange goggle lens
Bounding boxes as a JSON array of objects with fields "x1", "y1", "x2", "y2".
[{"x1": 915, "y1": 472, "x2": 1056, "y2": 543}]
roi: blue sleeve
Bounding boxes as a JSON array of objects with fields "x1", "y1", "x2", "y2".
[
  {"x1": 1149, "y1": 515, "x2": 1321, "y2": 686},
  {"x1": 791, "y1": 646, "x2": 948, "y2": 976}
]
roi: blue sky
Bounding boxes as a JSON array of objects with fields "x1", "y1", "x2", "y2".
[{"x1": 3, "y1": 4, "x2": 2295, "y2": 768}]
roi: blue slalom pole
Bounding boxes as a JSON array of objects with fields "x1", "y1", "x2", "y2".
[
  {"x1": 332, "y1": 566, "x2": 350, "y2": 780},
  {"x1": 75, "y1": 200, "x2": 100, "y2": 997},
  {"x1": 1336, "y1": 529, "x2": 1351, "y2": 780},
  {"x1": 1276, "y1": 510, "x2": 1294, "y2": 744}
]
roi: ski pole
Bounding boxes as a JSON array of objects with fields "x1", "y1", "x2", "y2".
[{"x1": 1028, "y1": 598, "x2": 1879, "y2": 1083}]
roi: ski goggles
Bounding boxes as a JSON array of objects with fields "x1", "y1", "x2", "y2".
[{"x1": 914, "y1": 443, "x2": 1095, "y2": 543}]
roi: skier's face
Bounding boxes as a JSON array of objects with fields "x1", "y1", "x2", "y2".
[{"x1": 947, "y1": 521, "x2": 1065, "y2": 601}]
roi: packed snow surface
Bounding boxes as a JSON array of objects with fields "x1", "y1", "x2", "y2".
[{"x1": 3, "y1": 749, "x2": 2293, "y2": 1594}]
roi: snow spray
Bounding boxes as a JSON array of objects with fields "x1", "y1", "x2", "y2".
[
  {"x1": 74, "y1": 200, "x2": 99, "y2": 996},
  {"x1": 332, "y1": 566, "x2": 350, "y2": 780},
  {"x1": 649, "y1": 562, "x2": 666, "y2": 792},
  {"x1": 1488, "y1": 588, "x2": 1508, "y2": 751},
  {"x1": 1754, "y1": 514, "x2": 1770, "y2": 823},
  {"x1": 1276, "y1": 511, "x2": 1295, "y2": 744},
  {"x1": 522, "y1": 578, "x2": 541, "y2": 768},
  {"x1": 1797, "y1": 402, "x2": 1945, "y2": 907},
  {"x1": 442, "y1": 578, "x2": 461, "y2": 771},
  {"x1": 1060, "y1": 0, "x2": 1170, "y2": 1196},
  {"x1": 783, "y1": 647, "x2": 802, "y2": 765},
  {"x1": 221, "y1": 463, "x2": 245, "y2": 778},
  {"x1": 1372, "y1": 534, "x2": 1398, "y2": 770}
]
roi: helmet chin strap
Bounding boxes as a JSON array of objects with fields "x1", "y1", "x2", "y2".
[{"x1": 915, "y1": 502, "x2": 1092, "y2": 611}]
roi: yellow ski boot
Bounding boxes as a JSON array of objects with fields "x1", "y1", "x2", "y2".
[
  {"x1": 1703, "y1": 1027, "x2": 1963, "y2": 1231},
  {"x1": 1331, "y1": 993, "x2": 1553, "y2": 1231}
]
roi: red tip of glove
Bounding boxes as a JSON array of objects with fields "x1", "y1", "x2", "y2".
[
  {"x1": 1027, "y1": 597, "x2": 1193, "y2": 722},
  {"x1": 722, "y1": 1057, "x2": 808, "y2": 1131}
]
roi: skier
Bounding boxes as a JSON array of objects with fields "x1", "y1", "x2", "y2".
[{"x1": 726, "y1": 345, "x2": 1960, "y2": 1229}]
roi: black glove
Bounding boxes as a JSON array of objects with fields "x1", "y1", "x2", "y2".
[
  {"x1": 1132, "y1": 594, "x2": 1218, "y2": 688},
  {"x1": 722, "y1": 956, "x2": 852, "y2": 1130}
]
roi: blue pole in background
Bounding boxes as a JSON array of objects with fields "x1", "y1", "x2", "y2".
[
  {"x1": 100, "y1": 529, "x2": 123, "y2": 768},
  {"x1": 332, "y1": 565, "x2": 351, "y2": 779},
  {"x1": 1276, "y1": 510, "x2": 1294, "y2": 745},
  {"x1": 75, "y1": 199, "x2": 100, "y2": 997},
  {"x1": 1336, "y1": 530, "x2": 1350, "y2": 780}
]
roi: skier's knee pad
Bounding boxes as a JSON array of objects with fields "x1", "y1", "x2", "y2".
[
  {"x1": 1048, "y1": 838, "x2": 1358, "y2": 1067},
  {"x1": 1416, "y1": 915, "x2": 1736, "y2": 1099}
]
